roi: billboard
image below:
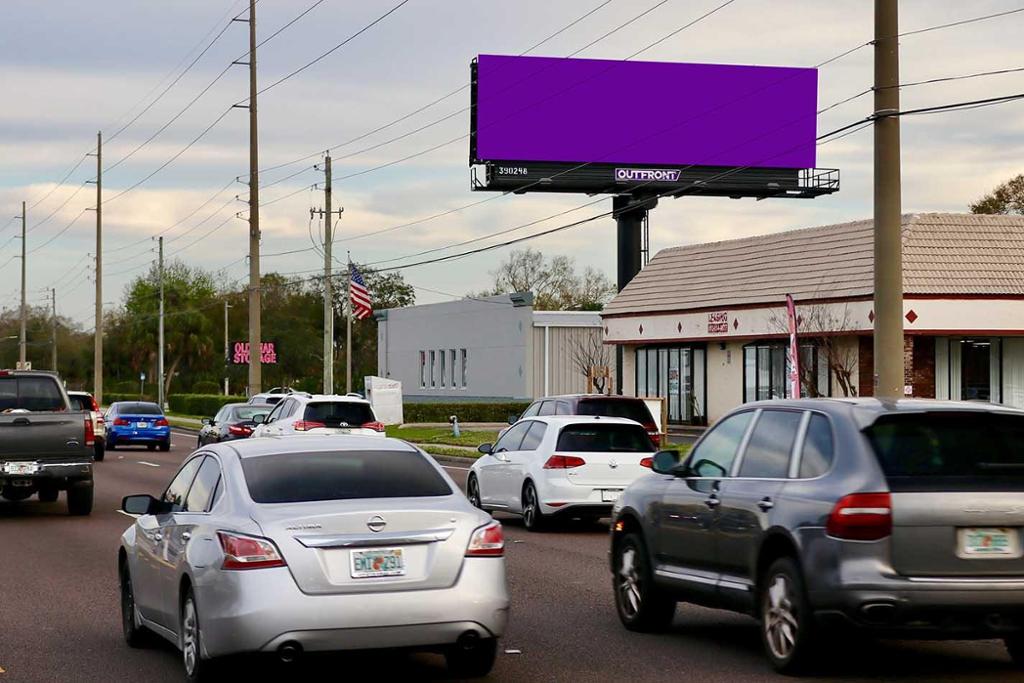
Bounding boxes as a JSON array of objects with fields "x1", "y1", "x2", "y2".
[
  {"x1": 230, "y1": 341, "x2": 278, "y2": 365},
  {"x1": 472, "y1": 54, "x2": 818, "y2": 170}
]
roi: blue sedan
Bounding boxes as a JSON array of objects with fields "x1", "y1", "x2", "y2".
[{"x1": 106, "y1": 402, "x2": 171, "y2": 451}]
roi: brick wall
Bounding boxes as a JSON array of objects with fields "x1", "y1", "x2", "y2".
[
  {"x1": 858, "y1": 336, "x2": 873, "y2": 397},
  {"x1": 858, "y1": 335, "x2": 936, "y2": 398},
  {"x1": 911, "y1": 336, "x2": 936, "y2": 398}
]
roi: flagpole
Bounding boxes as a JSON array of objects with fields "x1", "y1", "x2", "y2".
[{"x1": 346, "y1": 252, "x2": 353, "y2": 395}]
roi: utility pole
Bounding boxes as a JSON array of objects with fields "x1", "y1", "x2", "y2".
[
  {"x1": 157, "y1": 236, "x2": 165, "y2": 409},
  {"x1": 873, "y1": 0, "x2": 904, "y2": 399},
  {"x1": 346, "y1": 254, "x2": 352, "y2": 394},
  {"x1": 311, "y1": 154, "x2": 343, "y2": 395},
  {"x1": 86, "y1": 131, "x2": 103, "y2": 403},
  {"x1": 50, "y1": 288, "x2": 57, "y2": 372},
  {"x1": 243, "y1": 0, "x2": 262, "y2": 396},
  {"x1": 18, "y1": 201, "x2": 26, "y2": 369},
  {"x1": 224, "y1": 301, "x2": 231, "y2": 395}
]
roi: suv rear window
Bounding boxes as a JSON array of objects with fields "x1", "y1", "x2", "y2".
[
  {"x1": 303, "y1": 401, "x2": 375, "y2": 427},
  {"x1": 556, "y1": 423, "x2": 655, "y2": 452},
  {"x1": 241, "y1": 450, "x2": 452, "y2": 503},
  {"x1": 117, "y1": 402, "x2": 162, "y2": 415},
  {"x1": 866, "y1": 412, "x2": 1024, "y2": 491},
  {"x1": 68, "y1": 394, "x2": 92, "y2": 411},
  {"x1": 577, "y1": 398, "x2": 654, "y2": 426},
  {"x1": 0, "y1": 376, "x2": 65, "y2": 412}
]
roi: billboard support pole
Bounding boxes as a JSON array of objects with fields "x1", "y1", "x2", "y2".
[{"x1": 613, "y1": 195, "x2": 657, "y2": 394}]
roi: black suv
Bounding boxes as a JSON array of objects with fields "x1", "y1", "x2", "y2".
[{"x1": 514, "y1": 394, "x2": 662, "y2": 446}]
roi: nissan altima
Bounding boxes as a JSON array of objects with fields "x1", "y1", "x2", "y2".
[{"x1": 117, "y1": 435, "x2": 508, "y2": 681}]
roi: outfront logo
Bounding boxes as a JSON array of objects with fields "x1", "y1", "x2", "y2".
[{"x1": 614, "y1": 168, "x2": 681, "y2": 182}]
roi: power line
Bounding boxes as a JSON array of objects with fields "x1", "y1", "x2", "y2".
[
  {"x1": 26, "y1": 183, "x2": 88, "y2": 234},
  {"x1": 898, "y1": 6, "x2": 1024, "y2": 37},
  {"x1": 27, "y1": 208, "x2": 89, "y2": 254}
]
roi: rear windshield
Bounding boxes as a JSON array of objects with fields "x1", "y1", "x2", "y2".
[
  {"x1": 303, "y1": 401, "x2": 375, "y2": 427},
  {"x1": 230, "y1": 406, "x2": 271, "y2": 421},
  {"x1": 0, "y1": 376, "x2": 65, "y2": 412},
  {"x1": 117, "y1": 402, "x2": 162, "y2": 415},
  {"x1": 264, "y1": 396, "x2": 282, "y2": 405},
  {"x1": 67, "y1": 394, "x2": 92, "y2": 411},
  {"x1": 241, "y1": 450, "x2": 452, "y2": 503},
  {"x1": 556, "y1": 423, "x2": 655, "y2": 452},
  {"x1": 577, "y1": 398, "x2": 654, "y2": 426},
  {"x1": 866, "y1": 412, "x2": 1024, "y2": 491}
]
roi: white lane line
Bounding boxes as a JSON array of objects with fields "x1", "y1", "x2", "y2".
[
  {"x1": 442, "y1": 464, "x2": 471, "y2": 471},
  {"x1": 137, "y1": 461, "x2": 160, "y2": 467}
]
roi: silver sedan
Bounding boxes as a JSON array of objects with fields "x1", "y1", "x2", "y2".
[{"x1": 117, "y1": 435, "x2": 508, "y2": 681}]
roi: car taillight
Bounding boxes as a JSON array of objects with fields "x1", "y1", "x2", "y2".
[
  {"x1": 639, "y1": 456, "x2": 653, "y2": 468},
  {"x1": 543, "y1": 455, "x2": 586, "y2": 469},
  {"x1": 293, "y1": 420, "x2": 326, "y2": 432},
  {"x1": 155, "y1": 418, "x2": 169, "y2": 427},
  {"x1": 89, "y1": 397, "x2": 100, "y2": 412},
  {"x1": 827, "y1": 492, "x2": 892, "y2": 541},
  {"x1": 466, "y1": 520, "x2": 504, "y2": 557},
  {"x1": 218, "y1": 531, "x2": 287, "y2": 570},
  {"x1": 647, "y1": 429, "x2": 661, "y2": 447},
  {"x1": 84, "y1": 416, "x2": 95, "y2": 447},
  {"x1": 113, "y1": 417, "x2": 129, "y2": 426},
  {"x1": 228, "y1": 424, "x2": 253, "y2": 437},
  {"x1": 362, "y1": 421, "x2": 386, "y2": 433}
]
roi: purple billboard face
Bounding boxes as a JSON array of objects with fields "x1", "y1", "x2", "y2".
[{"x1": 473, "y1": 55, "x2": 817, "y2": 169}]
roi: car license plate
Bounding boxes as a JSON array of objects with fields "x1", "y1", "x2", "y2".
[
  {"x1": 3, "y1": 461, "x2": 38, "y2": 475},
  {"x1": 958, "y1": 528, "x2": 1021, "y2": 558},
  {"x1": 601, "y1": 489, "x2": 623, "y2": 503},
  {"x1": 137, "y1": 422, "x2": 149, "y2": 428},
  {"x1": 350, "y1": 548, "x2": 405, "y2": 578}
]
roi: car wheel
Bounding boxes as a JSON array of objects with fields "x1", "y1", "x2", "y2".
[
  {"x1": 67, "y1": 480, "x2": 93, "y2": 516},
  {"x1": 445, "y1": 636, "x2": 497, "y2": 678},
  {"x1": 1005, "y1": 634, "x2": 1024, "y2": 667},
  {"x1": 38, "y1": 486, "x2": 59, "y2": 503},
  {"x1": 182, "y1": 588, "x2": 217, "y2": 682},
  {"x1": 159, "y1": 440, "x2": 171, "y2": 452},
  {"x1": 760, "y1": 557, "x2": 817, "y2": 674},
  {"x1": 613, "y1": 531, "x2": 676, "y2": 632},
  {"x1": 521, "y1": 481, "x2": 547, "y2": 532},
  {"x1": 107, "y1": 439, "x2": 116, "y2": 451},
  {"x1": 94, "y1": 442, "x2": 105, "y2": 462},
  {"x1": 121, "y1": 563, "x2": 153, "y2": 648},
  {"x1": 467, "y1": 474, "x2": 483, "y2": 510}
]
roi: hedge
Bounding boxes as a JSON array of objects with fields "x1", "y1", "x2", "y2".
[
  {"x1": 104, "y1": 392, "x2": 154, "y2": 405},
  {"x1": 169, "y1": 394, "x2": 248, "y2": 417},
  {"x1": 191, "y1": 380, "x2": 222, "y2": 395},
  {"x1": 403, "y1": 402, "x2": 530, "y2": 423}
]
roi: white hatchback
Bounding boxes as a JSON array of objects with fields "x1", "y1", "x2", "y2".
[
  {"x1": 467, "y1": 416, "x2": 657, "y2": 531},
  {"x1": 251, "y1": 394, "x2": 386, "y2": 438}
]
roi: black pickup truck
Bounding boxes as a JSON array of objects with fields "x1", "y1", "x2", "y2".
[{"x1": 0, "y1": 370, "x2": 95, "y2": 515}]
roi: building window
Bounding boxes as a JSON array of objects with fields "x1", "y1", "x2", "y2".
[
  {"x1": 450, "y1": 349, "x2": 457, "y2": 387},
  {"x1": 634, "y1": 346, "x2": 706, "y2": 425},
  {"x1": 440, "y1": 349, "x2": 446, "y2": 388},
  {"x1": 460, "y1": 349, "x2": 468, "y2": 388},
  {"x1": 419, "y1": 351, "x2": 426, "y2": 388},
  {"x1": 429, "y1": 350, "x2": 436, "y2": 388},
  {"x1": 743, "y1": 341, "x2": 829, "y2": 402}
]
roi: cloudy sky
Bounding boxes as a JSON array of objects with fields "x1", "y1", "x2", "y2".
[{"x1": 1, "y1": 0, "x2": 1022, "y2": 328}]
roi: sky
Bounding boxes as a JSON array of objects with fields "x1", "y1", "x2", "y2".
[{"x1": 1, "y1": 0, "x2": 1023, "y2": 329}]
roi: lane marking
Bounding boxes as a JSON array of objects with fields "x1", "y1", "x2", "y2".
[
  {"x1": 442, "y1": 464, "x2": 471, "y2": 471},
  {"x1": 137, "y1": 461, "x2": 160, "y2": 467}
]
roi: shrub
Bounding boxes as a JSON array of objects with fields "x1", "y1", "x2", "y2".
[
  {"x1": 191, "y1": 380, "x2": 221, "y2": 395},
  {"x1": 168, "y1": 393, "x2": 247, "y2": 417},
  {"x1": 103, "y1": 392, "x2": 153, "y2": 405},
  {"x1": 403, "y1": 402, "x2": 530, "y2": 424}
]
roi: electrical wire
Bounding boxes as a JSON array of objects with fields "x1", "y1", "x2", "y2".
[{"x1": 27, "y1": 208, "x2": 89, "y2": 254}]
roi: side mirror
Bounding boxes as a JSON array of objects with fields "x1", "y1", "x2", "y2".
[
  {"x1": 507, "y1": 414, "x2": 518, "y2": 426},
  {"x1": 651, "y1": 450, "x2": 682, "y2": 475},
  {"x1": 477, "y1": 443, "x2": 493, "y2": 455},
  {"x1": 121, "y1": 494, "x2": 167, "y2": 516},
  {"x1": 201, "y1": 417, "x2": 213, "y2": 426}
]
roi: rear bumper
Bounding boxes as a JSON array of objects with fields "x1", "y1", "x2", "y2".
[
  {"x1": 109, "y1": 427, "x2": 169, "y2": 443},
  {"x1": 539, "y1": 478, "x2": 630, "y2": 516},
  {"x1": 197, "y1": 557, "x2": 509, "y2": 657},
  {"x1": 0, "y1": 460, "x2": 92, "y2": 487}
]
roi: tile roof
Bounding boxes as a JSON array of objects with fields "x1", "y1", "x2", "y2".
[{"x1": 603, "y1": 212, "x2": 1024, "y2": 316}]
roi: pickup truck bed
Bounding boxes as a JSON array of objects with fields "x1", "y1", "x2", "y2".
[{"x1": 0, "y1": 370, "x2": 94, "y2": 515}]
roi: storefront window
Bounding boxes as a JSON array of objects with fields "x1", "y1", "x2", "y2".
[
  {"x1": 634, "y1": 346, "x2": 706, "y2": 425},
  {"x1": 743, "y1": 341, "x2": 830, "y2": 402}
]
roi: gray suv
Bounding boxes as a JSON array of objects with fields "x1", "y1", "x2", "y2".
[{"x1": 610, "y1": 398, "x2": 1024, "y2": 673}]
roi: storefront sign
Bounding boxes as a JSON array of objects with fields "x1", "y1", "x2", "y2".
[
  {"x1": 230, "y1": 341, "x2": 278, "y2": 365},
  {"x1": 707, "y1": 311, "x2": 729, "y2": 334}
]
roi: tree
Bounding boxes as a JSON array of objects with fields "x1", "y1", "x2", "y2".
[
  {"x1": 971, "y1": 174, "x2": 1024, "y2": 215},
  {"x1": 768, "y1": 303, "x2": 858, "y2": 398},
  {"x1": 568, "y1": 330, "x2": 614, "y2": 393},
  {"x1": 477, "y1": 248, "x2": 615, "y2": 310}
]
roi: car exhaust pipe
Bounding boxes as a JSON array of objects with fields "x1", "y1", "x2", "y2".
[
  {"x1": 860, "y1": 602, "x2": 896, "y2": 624},
  {"x1": 456, "y1": 630, "x2": 481, "y2": 650},
  {"x1": 277, "y1": 641, "x2": 303, "y2": 664}
]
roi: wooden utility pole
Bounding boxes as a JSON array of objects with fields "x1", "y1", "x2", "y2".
[
  {"x1": 157, "y1": 236, "x2": 165, "y2": 409},
  {"x1": 223, "y1": 301, "x2": 231, "y2": 395},
  {"x1": 50, "y1": 288, "x2": 57, "y2": 372},
  {"x1": 18, "y1": 201, "x2": 26, "y2": 368},
  {"x1": 311, "y1": 154, "x2": 343, "y2": 394},
  {"x1": 88, "y1": 131, "x2": 103, "y2": 403},
  {"x1": 246, "y1": 0, "x2": 262, "y2": 397},
  {"x1": 346, "y1": 254, "x2": 352, "y2": 394},
  {"x1": 873, "y1": 0, "x2": 904, "y2": 399}
]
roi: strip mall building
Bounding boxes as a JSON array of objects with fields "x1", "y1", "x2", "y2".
[{"x1": 602, "y1": 213, "x2": 1024, "y2": 426}]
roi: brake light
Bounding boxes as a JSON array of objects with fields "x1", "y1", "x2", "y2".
[
  {"x1": 543, "y1": 455, "x2": 586, "y2": 469},
  {"x1": 647, "y1": 429, "x2": 661, "y2": 448},
  {"x1": 293, "y1": 420, "x2": 326, "y2": 432},
  {"x1": 228, "y1": 424, "x2": 253, "y2": 437},
  {"x1": 113, "y1": 417, "x2": 129, "y2": 426},
  {"x1": 466, "y1": 520, "x2": 504, "y2": 557},
  {"x1": 218, "y1": 531, "x2": 287, "y2": 570},
  {"x1": 89, "y1": 397, "x2": 99, "y2": 412},
  {"x1": 362, "y1": 421, "x2": 386, "y2": 433},
  {"x1": 155, "y1": 418, "x2": 169, "y2": 427},
  {"x1": 827, "y1": 492, "x2": 892, "y2": 541},
  {"x1": 84, "y1": 416, "x2": 95, "y2": 447},
  {"x1": 639, "y1": 456, "x2": 653, "y2": 468}
]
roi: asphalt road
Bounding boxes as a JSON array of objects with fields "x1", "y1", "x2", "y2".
[{"x1": 1, "y1": 430, "x2": 1021, "y2": 682}]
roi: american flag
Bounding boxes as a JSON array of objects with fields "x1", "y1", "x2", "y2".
[{"x1": 349, "y1": 264, "x2": 373, "y2": 320}]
